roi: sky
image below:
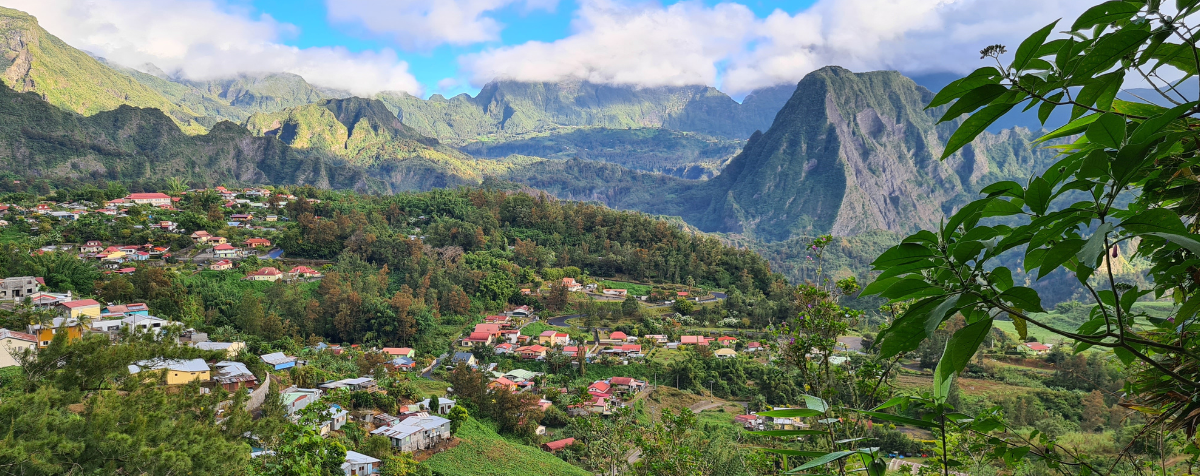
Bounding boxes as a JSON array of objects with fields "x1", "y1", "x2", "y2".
[{"x1": 2, "y1": 0, "x2": 1096, "y2": 99}]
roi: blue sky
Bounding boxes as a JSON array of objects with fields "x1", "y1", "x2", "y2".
[
  {"x1": 249, "y1": 0, "x2": 818, "y2": 97},
  {"x1": 8, "y1": 0, "x2": 1082, "y2": 98}
]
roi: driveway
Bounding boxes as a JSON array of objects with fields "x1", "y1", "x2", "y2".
[{"x1": 547, "y1": 314, "x2": 582, "y2": 327}]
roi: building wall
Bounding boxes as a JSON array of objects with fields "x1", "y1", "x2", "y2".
[
  {"x1": 34, "y1": 326, "x2": 82, "y2": 348},
  {"x1": 166, "y1": 369, "x2": 210, "y2": 385},
  {"x1": 0, "y1": 338, "x2": 35, "y2": 367}
]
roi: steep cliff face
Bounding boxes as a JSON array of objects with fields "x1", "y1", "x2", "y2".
[
  {"x1": 375, "y1": 79, "x2": 793, "y2": 143},
  {"x1": 0, "y1": 7, "x2": 203, "y2": 128},
  {"x1": 690, "y1": 67, "x2": 1056, "y2": 241}
]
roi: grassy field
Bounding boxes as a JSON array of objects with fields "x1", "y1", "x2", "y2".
[
  {"x1": 599, "y1": 280, "x2": 651, "y2": 296},
  {"x1": 893, "y1": 373, "x2": 1036, "y2": 398},
  {"x1": 0, "y1": 227, "x2": 29, "y2": 243},
  {"x1": 994, "y1": 301, "x2": 1176, "y2": 344},
  {"x1": 410, "y1": 378, "x2": 451, "y2": 397},
  {"x1": 423, "y1": 418, "x2": 589, "y2": 476}
]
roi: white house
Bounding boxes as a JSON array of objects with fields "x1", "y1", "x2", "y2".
[
  {"x1": 341, "y1": 450, "x2": 380, "y2": 475},
  {"x1": 370, "y1": 414, "x2": 452, "y2": 452}
]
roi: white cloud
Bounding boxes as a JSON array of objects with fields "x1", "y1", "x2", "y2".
[
  {"x1": 461, "y1": 0, "x2": 1095, "y2": 95},
  {"x1": 4, "y1": 0, "x2": 423, "y2": 96},
  {"x1": 325, "y1": 0, "x2": 558, "y2": 51}
]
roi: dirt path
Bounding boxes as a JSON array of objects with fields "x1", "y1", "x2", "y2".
[{"x1": 689, "y1": 401, "x2": 724, "y2": 413}]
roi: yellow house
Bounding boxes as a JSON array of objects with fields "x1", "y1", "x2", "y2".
[
  {"x1": 0, "y1": 328, "x2": 38, "y2": 368},
  {"x1": 714, "y1": 348, "x2": 738, "y2": 359},
  {"x1": 27, "y1": 317, "x2": 84, "y2": 348},
  {"x1": 58, "y1": 299, "x2": 102, "y2": 319},
  {"x1": 129, "y1": 358, "x2": 211, "y2": 385}
]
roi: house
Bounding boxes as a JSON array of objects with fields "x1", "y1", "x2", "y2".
[
  {"x1": 717, "y1": 336, "x2": 738, "y2": 346},
  {"x1": 507, "y1": 305, "x2": 532, "y2": 317},
  {"x1": 245, "y1": 238, "x2": 272, "y2": 248},
  {"x1": 483, "y1": 315, "x2": 511, "y2": 326},
  {"x1": 27, "y1": 317, "x2": 83, "y2": 348},
  {"x1": 126, "y1": 193, "x2": 172, "y2": 207},
  {"x1": 213, "y1": 243, "x2": 240, "y2": 258},
  {"x1": 230, "y1": 213, "x2": 254, "y2": 222},
  {"x1": 461, "y1": 332, "x2": 494, "y2": 346},
  {"x1": 610, "y1": 377, "x2": 646, "y2": 395},
  {"x1": 381, "y1": 347, "x2": 415, "y2": 358},
  {"x1": 746, "y1": 342, "x2": 763, "y2": 352},
  {"x1": 319, "y1": 377, "x2": 379, "y2": 392},
  {"x1": 103, "y1": 303, "x2": 149, "y2": 316},
  {"x1": 90, "y1": 315, "x2": 178, "y2": 334},
  {"x1": 191, "y1": 231, "x2": 213, "y2": 243},
  {"x1": 213, "y1": 361, "x2": 258, "y2": 391},
  {"x1": 128, "y1": 358, "x2": 211, "y2": 385},
  {"x1": 282, "y1": 389, "x2": 321, "y2": 416},
  {"x1": 494, "y1": 343, "x2": 514, "y2": 355},
  {"x1": 542, "y1": 438, "x2": 575, "y2": 452},
  {"x1": 289, "y1": 266, "x2": 322, "y2": 278},
  {"x1": 538, "y1": 330, "x2": 569, "y2": 346},
  {"x1": 503, "y1": 369, "x2": 541, "y2": 382},
  {"x1": 371, "y1": 415, "x2": 452, "y2": 452},
  {"x1": 498, "y1": 329, "x2": 521, "y2": 344},
  {"x1": 209, "y1": 259, "x2": 234, "y2": 271},
  {"x1": 80, "y1": 241, "x2": 104, "y2": 253},
  {"x1": 562, "y1": 345, "x2": 582, "y2": 357},
  {"x1": 587, "y1": 381, "x2": 611, "y2": 396},
  {"x1": 195, "y1": 341, "x2": 246, "y2": 357},
  {"x1": 473, "y1": 323, "x2": 502, "y2": 335},
  {"x1": 644, "y1": 334, "x2": 668, "y2": 344},
  {"x1": 489, "y1": 377, "x2": 518, "y2": 392},
  {"x1": 451, "y1": 352, "x2": 477, "y2": 368},
  {"x1": 561, "y1": 277, "x2": 583, "y2": 292},
  {"x1": 517, "y1": 345, "x2": 547, "y2": 360},
  {"x1": 150, "y1": 221, "x2": 177, "y2": 231},
  {"x1": 608, "y1": 331, "x2": 628, "y2": 341},
  {"x1": 265, "y1": 215, "x2": 279, "y2": 222},
  {"x1": 734, "y1": 414, "x2": 764, "y2": 430},
  {"x1": 261, "y1": 352, "x2": 298, "y2": 370},
  {"x1": 0, "y1": 328, "x2": 37, "y2": 368},
  {"x1": 58, "y1": 299, "x2": 102, "y2": 319},
  {"x1": 391, "y1": 356, "x2": 416, "y2": 371},
  {"x1": 0, "y1": 276, "x2": 40, "y2": 301},
  {"x1": 1023, "y1": 342, "x2": 1052, "y2": 354},
  {"x1": 680, "y1": 335, "x2": 709, "y2": 346},
  {"x1": 416, "y1": 397, "x2": 456, "y2": 414},
  {"x1": 341, "y1": 450, "x2": 381, "y2": 476},
  {"x1": 715, "y1": 348, "x2": 738, "y2": 359},
  {"x1": 245, "y1": 267, "x2": 283, "y2": 282},
  {"x1": 568, "y1": 395, "x2": 610, "y2": 415}
]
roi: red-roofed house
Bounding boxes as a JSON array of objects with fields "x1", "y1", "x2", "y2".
[
  {"x1": 80, "y1": 241, "x2": 103, "y2": 253},
  {"x1": 1023, "y1": 342, "x2": 1052, "y2": 354},
  {"x1": 563, "y1": 345, "x2": 582, "y2": 357},
  {"x1": 461, "y1": 332, "x2": 494, "y2": 346},
  {"x1": 681, "y1": 336, "x2": 708, "y2": 346},
  {"x1": 489, "y1": 377, "x2": 517, "y2": 392},
  {"x1": 126, "y1": 193, "x2": 171, "y2": 206},
  {"x1": 289, "y1": 266, "x2": 322, "y2": 278},
  {"x1": 245, "y1": 267, "x2": 283, "y2": 282},
  {"x1": 542, "y1": 438, "x2": 575, "y2": 452},
  {"x1": 473, "y1": 323, "x2": 501, "y2": 335},
  {"x1": 209, "y1": 259, "x2": 233, "y2": 271},
  {"x1": 717, "y1": 336, "x2": 738, "y2": 346},
  {"x1": 610, "y1": 377, "x2": 646, "y2": 395},
  {"x1": 494, "y1": 343, "x2": 514, "y2": 354},
  {"x1": 244, "y1": 238, "x2": 272, "y2": 248},
  {"x1": 212, "y1": 243, "x2": 239, "y2": 258},
  {"x1": 381, "y1": 347, "x2": 415, "y2": 358},
  {"x1": 587, "y1": 381, "x2": 611, "y2": 396},
  {"x1": 58, "y1": 299, "x2": 101, "y2": 319},
  {"x1": 561, "y1": 277, "x2": 582, "y2": 291},
  {"x1": 746, "y1": 342, "x2": 763, "y2": 352},
  {"x1": 517, "y1": 345, "x2": 547, "y2": 360},
  {"x1": 608, "y1": 331, "x2": 627, "y2": 340}
]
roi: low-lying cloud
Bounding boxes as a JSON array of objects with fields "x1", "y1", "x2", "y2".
[
  {"x1": 462, "y1": 0, "x2": 1094, "y2": 95},
  {"x1": 6, "y1": 0, "x2": 423, "y2": 96}
]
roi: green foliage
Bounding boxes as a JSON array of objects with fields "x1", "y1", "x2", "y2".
[{"x1": 422, "y1": 417, "x2": 589, "y2": 476}]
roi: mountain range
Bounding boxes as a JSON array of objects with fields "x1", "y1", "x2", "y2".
[{"x1": 0, "y1": 5, "x2": 1062, "y2": 252}]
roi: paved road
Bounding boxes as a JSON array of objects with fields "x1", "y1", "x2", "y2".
[
  {"x1": 421, "y1": 353, "x2": 448, "y2": 378},
  {"x1": 546, "y1": 314, "x2": 582, "y2": 327}
]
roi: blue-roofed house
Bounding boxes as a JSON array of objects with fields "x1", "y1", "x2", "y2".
[{"x1": 261, "y1": 352, "x2": 296, "y2": 371}]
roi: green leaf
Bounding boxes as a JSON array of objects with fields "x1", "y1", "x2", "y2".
[
  {"x1": 999, "y1": 287, "x2": 1045, "y2": 312},
  {"x1": 1073, "y1": 28, "x2": 1151, "y2": 78},
  {"x1": 926, "y1": 295, "x2": 962, "y2": 337},
  {"x1": 979, "y1": 180, "x2": 1025, "y2": 199},
  {"x1": 872, "y1": 243, "x2": 935, "y2": 268},
  {"x1": 982, "y1": 199, "x2": 1025, "y2": 218},
  {"x1": 1078, "y1": 149, "x2": 1111, "y2": 179},
  {"x1": 1129, "y1": 101, "x2": 1197, "y2": 144},
  {"x1": 941, "y1": 103, "x2": 1017, "y2": 159},
  {"x1": 758, "y1": 408, "x2": 824, "y2": 418},
  {"x1": 877, "y1": 297, "x2": 945, "y2": 358},
  {"x1": 872, "y1": 396, "x2": 909, "y2": 411},
  {"x1": 1025, "y1": 177, "x2": 1052, "y2": 215},
  {"x1": 1144, "y1": 232, "x2": 1200, "y2": 255},
  {"x1": 1085, "y1": 113, "x2": 1126, "y2": 149},
  {"x1": 952, "y1": 241, "x2": 986, "y2": 263},
  {"x1": 934, "y1": 318, "x2": 994, "y2": 401},
  {"x1": 940, "y1": 84, "x2": 1009, "y2": 122},
  {"x1": 1038, "y1": 92, "x2": 1064, "y2": 125},
  {"x1": 1113, "y1": 346, "x2": 1136, "y2": 365},
  {"x1": 1011, "y1": 313, "x2": 1029, "y2": 340},
  {"x1": 1077, "y1": 222, "x2": 1115, "y2": 268},
  {"x1": 1036, "y1": 113, "x2": 1100, "y2": 143},
  {"x1": 795, "y1": 451, "x2": 855, "y2": 471},
  {"x1": 1013, "y1": 21, "x2": 1060, "y2": 72},
  {"x1": 990, "y1": 267, "x2": 1014, "y2": 291},
  {"x1": 927, "y1": 68, "x2": 1002, "y2": 108},
  {"x1": 1111, "y1": 99, "x2": 1167, "y2": 117},
  {"x1": 1072, "y1": 1, "x2": 1141, "y2": 31},
  {"x1": 803, "y1": 395, "x2": 829, "y2": 414},
  {"x1": 1038, "y1": 238, "x2": 1086, "y2": 279},
  {"x1": 859, "y1": 411, "x2": 937, "y2": 429},
  {"x1": 881, "y1": 278, "x2": 944, "y2": 300},
  {"x1": 1121, "y1": 208, "x2": 1188, "y2": 234}
]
